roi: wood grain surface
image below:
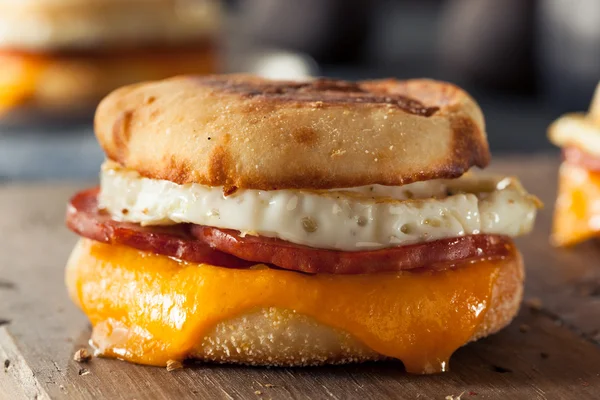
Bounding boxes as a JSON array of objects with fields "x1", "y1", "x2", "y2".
[{"x1": 1, "y1": 155, "x2": 599, "y2": 400}]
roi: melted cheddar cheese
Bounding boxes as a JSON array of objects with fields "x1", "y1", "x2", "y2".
[
  {"x1": 552, "y1": 163, "x2": 600, "y2": 246},
  {"x1": 67, "y1": 239, "x2": 518, "y2": 374}
]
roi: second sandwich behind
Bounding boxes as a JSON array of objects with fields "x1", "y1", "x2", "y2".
[
  {"x1": 0, "y1": 0, "x2": 220, "y2": 121},
  {"x1": 549, "y1": 84, "x2": 600, "y2": 246}
]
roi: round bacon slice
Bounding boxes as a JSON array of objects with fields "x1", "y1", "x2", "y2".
[
  {"x1": 190, "y1": 226, "x2": 514, "y2": 274},
  {"x1": 66, "y1": 188, "x2": 255, "y2": 269},
  {"x1": 66, "y1": 188, "x2": 515, "y2": 274}
]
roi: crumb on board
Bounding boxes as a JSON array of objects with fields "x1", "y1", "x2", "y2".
[
  {"x1": 445, "y1": 392, "x2": 465, "y2": 400},
  {"x1": 525, "y1": 297, "x2": 543, "y2": 311},
  {"x1": 4, "y1": 359, "x2": 9, "y2": 370},
  {"x1": 73, "y1": 348, "x2": 92, "y2": 363},
  {"x1": 166, "y1": 360, "x2": 183, "y2": 372},
  {"x1": 519, "y1": 324, "x2": 530, "y2": 333},
  {"x1": 264, "y1": 384, "x2": 275, "y2": 388},
  {"x1": 78, "y1": 368, "x2": 90, "y2": 376},
  {"x1": 254, "y1": 390, "x2": 262, "y2": 395},
  {"x1": 579, "y1": 378, "x2": 590, "y2": 387}
]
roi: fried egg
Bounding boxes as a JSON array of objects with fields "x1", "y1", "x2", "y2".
[{"x1": 99, "y1": 161, "x2": 539, "y2": 251}]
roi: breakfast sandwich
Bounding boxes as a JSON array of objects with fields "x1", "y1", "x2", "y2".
[
  {"x1": 65, "y1": 75, "x2": 539, "y2": 374},
  {"x1": 0, "y1": 0, "x2": 219, "y2": 121},
  {"x1": 549, "y1": 84, "x2": 600, "y2": 246}
]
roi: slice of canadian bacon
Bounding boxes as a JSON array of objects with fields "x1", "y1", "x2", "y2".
[
  {"x1": 66, "y1": 188, "x2": 255, "y2": 269},
  {"x1": 67, "y1": 188, "x2": 515, "y2": 274}
]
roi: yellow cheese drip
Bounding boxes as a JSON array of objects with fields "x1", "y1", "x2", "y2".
[
  {"x1": 552, "y1": 163, "x2": 600, "y2": 246},
  {"x1": 67, "y1": 239, "x2": 509, "y2": 374}
]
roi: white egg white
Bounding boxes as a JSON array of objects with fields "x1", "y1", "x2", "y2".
[{"x1": 98, "y1": 162, "x2": 538, "y2": 251}]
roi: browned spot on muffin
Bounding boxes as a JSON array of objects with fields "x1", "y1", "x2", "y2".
[
  {"x1": 111, "y1": 110, "x2": 134, "y2": 162},
  {"x1": 207, "y1": 146, "x2": 234, "y2": 187},
  {"x1": 135, "y1": 154, "x2": 196, "y2": 186},
  {"x1": 450, "y1": 116, "x2": 490, "y2": 170},
  {"x1": 156, "y1": 155, "x2": 195, "y2": 184},
  {"x1": 195, "y1": 76, "x2": 439, "y2": 116},
  {"x1": 292, "y1": 127, "x2": 318, "y2": 146},
  {"x1": 223, "y1": 185, "x2": 238, "y2": 196}
]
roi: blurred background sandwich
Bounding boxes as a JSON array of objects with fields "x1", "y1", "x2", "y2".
[
  {"x1": 548, "y1": 85, "x2": 600, "y2": 246},
  {"x1": 0, "y1": 0, "x2": 220, "y2": 122}
]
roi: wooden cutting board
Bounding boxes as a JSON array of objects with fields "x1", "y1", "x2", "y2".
[{"x1": 1, "y1": 155, "x2": 599, "y2": 400}]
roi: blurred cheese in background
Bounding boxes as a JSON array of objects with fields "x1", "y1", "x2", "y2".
[
  {"x1": 0, "y1": 0, "x2": 221, "y2": 123},
  {"x1": 548, "y1": 84, "x2": 600, "y2": 247}
]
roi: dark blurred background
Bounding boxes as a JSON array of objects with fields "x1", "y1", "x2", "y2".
[{"x1": 2, "y1": 0, "x2": 600, "y2": 180}]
